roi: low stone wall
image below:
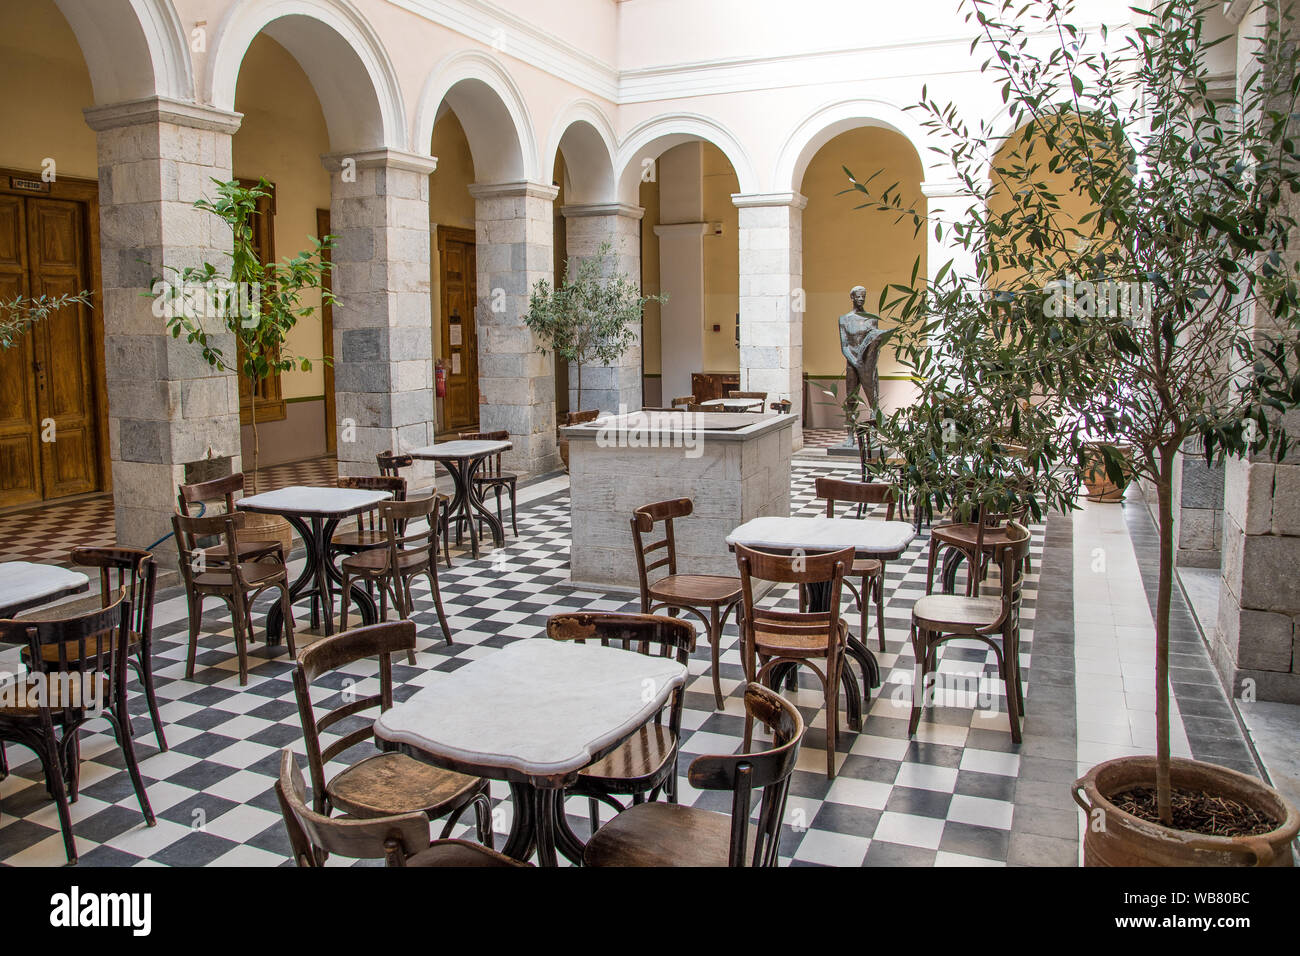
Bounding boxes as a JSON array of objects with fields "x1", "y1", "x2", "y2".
[{"x1": 565, "y1": 412, "x2": 794, "y2": 589}]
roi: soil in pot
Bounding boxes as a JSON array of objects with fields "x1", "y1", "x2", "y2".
[{"x1": 1112, "y1": 785, "x2": 1278, "y2": 838}]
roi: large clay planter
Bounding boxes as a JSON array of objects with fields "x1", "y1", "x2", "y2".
[
  {"x1": 240, "y1": 510, "x2": 294, "y2": 557},
  {"x1": 560, "y1": 409, "x2": 600, "y2": 473},
  {"x1": 1081, "y1": 442, "x2": 1132, "y2": 502},
  {"x1": 1073, "y1": 756, "x2": 1300, "y2": 866}
]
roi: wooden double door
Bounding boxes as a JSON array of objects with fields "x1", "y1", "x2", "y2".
[
  {"x1": 438, "y1": 227, "x2": 479, "y2": 432},
  {"x1": 0, "y1": 189, "x2": 102, "y2": 509}
]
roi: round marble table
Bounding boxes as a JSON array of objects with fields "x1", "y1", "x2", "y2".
[
  {"x1": 375, "y1": 639, "x2": 687, "y2": 866},
  {"x1": 236, "y1": 485, "x2": 392, "y2": 639},
  {"x1": 407, "y1": 439, "x2": 511, "y2": 558}
]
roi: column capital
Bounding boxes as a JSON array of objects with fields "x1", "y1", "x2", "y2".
[
  {"x1": 84, "y1": 96, "x2": 242, "y2": 134},
  {"x1": 468, "y1": 180, "x2": 560, "y2": 202},
  {"x1": 561, "y1": 202, "x2": 644, "y2": 221},
  {"x1": 731, "y1": 191, "x2": 808, "y2": 210},
  {"x1": 321, "y1": 148, "x2": 438, "y2": 175},
  {"x1": 920, "y1": 178, "x2": 971, "y2": 200}
]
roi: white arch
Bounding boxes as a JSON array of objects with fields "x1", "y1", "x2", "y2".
[
  {"x1": 774, "y1": 98, "x2": 935, "y2": 194},
  {"x1": 545, "y1": 99, "x2": 618, "y2": 205},
  {"x1": 207, "y1": 0, "x2": 406, "y2": 150},
  {"x1": 615, "y1": 113, "x2": 759, "y2": 204},
  {"x1": 415, "y1": 50, "x2": 538, "y2": 184},
  {"x1": 53, "y1": 0, "x2": 193, "y2": 102}
]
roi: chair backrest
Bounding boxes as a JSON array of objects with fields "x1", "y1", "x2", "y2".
[
  {"x1": 815, "y1": 476, "x2": 898, "y2": 521},
  {"x1": 276, "y1": 749, "x2": 429, "y2": 867},
  {"x1": 381, "y1": 495, "x2": 440, "y2": 566},
  {"x1": 338, "y1": 475, "x2": 406, "y2": 533},
  {"x1": 0, "y1": 592, "x2": 132, "y2": 719},
  {"x1": 177, "y1": 472, "x2": 248, "y2": 517},
  {"x1": 727, "y1": 391, "x2": 767, "y2": 401},
  {"x1": 71, "y1": 547, "x2": 156, "y2": 640},
  {"x1": 980, "y1": 521, "x2": 1032, "y2": 634},
  {"x1": 291, "y1": 620, "x2": 416, "y2": 814},
  {"x1": 172, "y1": 511, "x2": 244, "y2": 579},
  {"x1": 769, "y1": 399, "x2": 793, "y2": 414},
  {"x1": 687, "y1": 682, "x2": 804, "y2": 866},
  {"x1": 670, "y1": 395, "x2": 696, "y2": 408},
  {"x1": 376, "y1": 451, "x2": 414, "y2": 477},
  {"x1": 565, "y1": 410, "x2": 600, "y2": 427},
  {"x1": 458, "y1": 430, "x2": 509, "y2": 476},
  {"x1": 630, "y1": 498, "x2": 693, "y2": 598},
  {"x1": 734, "y1": 543, "x2": 854, "y2": 670}
]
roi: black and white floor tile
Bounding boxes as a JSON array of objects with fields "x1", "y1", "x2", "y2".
[{"x1": 2, "y1": 461, "x2": 1056, "y2": 866}]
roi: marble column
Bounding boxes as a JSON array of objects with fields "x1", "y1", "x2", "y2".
[
  {"x1": 470, "y1": 180, "x2": 561, "y2": 476},
  {"x1": 84, "y1": 97, "x2": 244, "y2": 559},
  {"x1": 324, "y1": 148, "x2": 439, "y2": 483},
  {"x1": 560, "y1": 201, "x2": 644, "y2": 414},
  {"x1": 733, "y1": 191, "x2": 806, "y2": 450}
]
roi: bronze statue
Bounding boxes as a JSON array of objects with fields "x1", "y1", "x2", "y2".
[{"x1": 839, "y1": 285, "x2": 886, "y2": 412}]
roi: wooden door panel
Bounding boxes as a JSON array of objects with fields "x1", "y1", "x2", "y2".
[
  {"x1": 0, "y1": 196, "x2": 40, "y2": 507},
  {"x1": 438, "y1": 231, "x2": 479, "y2": 432},
  {"x1": 27, "y1": 197, "x2": 97, "y2": 499}
]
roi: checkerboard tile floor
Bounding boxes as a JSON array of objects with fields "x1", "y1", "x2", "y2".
[
  {"x1": 0, "y1": 461, "x2": 1050, "y2": 867},
  {"x1": 0, "y1": 458, "x2": 339, "y2": 567},
  {"x1": 802, "y1": 427, "x2": 849, "y2": 449}
]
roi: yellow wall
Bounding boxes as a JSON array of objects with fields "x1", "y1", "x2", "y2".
[
  {"x1": 701, "y1": 143, "x2": 740, "y2": 372},
  {"x1": 233, "y1": 35, "x2": 332, "y2": 401},
  {"x1": 801, "y1": 125, "x2": 926, "y2": 378},
  {"x1": 428, "y1": 110, "x2": 476, "y2": 372},
  {"x1": 639, "y1": 176, "x2": 662, "y2": 376},
  {"x1": 0, "y1": 0, "x2": 97, "y2": 179}
]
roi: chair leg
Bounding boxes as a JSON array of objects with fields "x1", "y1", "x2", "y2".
[
  {"x1": 280, "y1": 583, "x2": 298, "y2": 662},
  {"x1": 825, "y1": 665, "x2": 839, "y2": 779},
  {"x1": 708, "y1": 604, "x2": 724, "y2": 709},
  {"x1": 135, "y1": 643, "x2": 168, "y2": 752},
  {"x1": 909, "y1": 625, "x2": 926, "y2": 737},
  {"x1": 588, "y1": 797, "x2": 601, "y2": 835},
  {"x1": 509, "y1": 481, "x2": 518, "y2": 536},
  {"x1": 925, "y1": 539, "x2": 940, "y2": 594},
  {"x1": 38, "y1": 723, "x2": 76, "y2": 863},
  {"x1": 111, "y1": 705, "x2": 156, "y2": 826},
  {"x1": 185, "y1": 593, "x2": 204, "y2": 679},
  {"x1": 875, "y1": 573, "x2": 886, "y2": 652},
  {"x1": 229, "y1": 595, "x2": 250, "y2": 686},
  {"x1": 474, "y1": 790, "x2": 494, "y2": 849},
  {"x1": 339, "y1": 572, "x2": 353, "y2": 632},
  {"x1": 0, "y1": 742, "x2": 7, "y2": 779},
  {"x1": 428, "y1": 570, "x2": 452, "y2": 646}
]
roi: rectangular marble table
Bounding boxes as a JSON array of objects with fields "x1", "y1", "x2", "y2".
[
  {"x1": 375, "y1": 639, "x2": 686, "y2": 865},
  {"x1": 408, "y1": 440, "x2": 512, "y2": 557},
  {"x1": 0, "y1": 562, "x2": 90, "y2": 618}
]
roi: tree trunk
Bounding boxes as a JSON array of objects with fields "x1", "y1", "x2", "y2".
[
  {"x1": 575, "y1": 362, "x2": 583, "y2": 412},
  {"x1": 1154, "y1": 444, "x2": 1176, "y2": 826},
  {"x1": 250, "y1": 388, "x2": 260, "y2": 496}
]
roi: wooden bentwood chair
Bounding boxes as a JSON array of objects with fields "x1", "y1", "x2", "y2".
[
  {"x1": 927, "y1": 498, "x2": 1030, "y2": 597},
  {"x1": 276, "y1": 750, "x2": 524, "y2": 867},
  {"x1": 910, "y1": 522, "x2": 1032, "y2": 743},
  {"x1": 338, "y1": 495, "x2": 452, "y2": 655},
  {"x1": 376, "y1": 451, "x2": 453, "y2": 569},
  {"x1": 631, "y1": 498, "x2": 743, "y2": 709},
  {"x1": 546, "y1": 612, "x2": 694, "y2": 832},
  {"x1": 290, "y1": 621, "x2": 493, "y2": 844},
  {"x1": 177, "y1": 472, "x2": 282, "y2": 564},
  {"x1": 811, "y1": 477, "x2": 898, "y2": 652},
  {"x1": 737, "y1": 543, "x2": 855, "y2": 779},
  {"x1": 670, "y1": 395, "x2": 696, "y2": 409},
  {"x1": 459, "y1": 430, "x2": 518, "y2": 537},
  {"x1": 0, "y1": 594, "x2": 156, "y2": 863},
  {"x1": 583, "y1": 682, "x2": 803, "y2": 867},
  {"x1": 172, "y1": 511, "x2": 296, "y2": 686}
]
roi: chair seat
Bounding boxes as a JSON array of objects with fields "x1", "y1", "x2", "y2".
[
  {"x1": 579, "y1": 723, "x2": 676, "y2": 787},
  {"x1": 583, "y1": 801, "x2": 754, "y2": 867},
  {"x1": 331, "y1": 528, "x2": 388, "y2": 551},
  {"x1": 340, "y1": 548, "x2": 427, "y2": 573},
  {"x1": 753, "y1": 618, "x2": 846, "y2": 658},
  {"x1": 649, "y1": 574, "x2": 742, "y2": 606},
  {"x1": 852, "y1": 557, "x2": 882, "y2": 576},
  {"x1": 193, "y1": 561, "x2": 285, "y2": 588},
  {"x1": 25, "y1": 630, "x2": 142, "y2": 665},
  {"x1": 0, "y1": 671, "x2": 110, "y2": 714},
  {"x1": 912, "y1": 594, "x2": 1002, "y2": 630},
  {"x1": 326, "y1": 751, "x2": 485, "y2": 819},
  {"x1": 405, "y1": 839, "x2": 528, "y2": 868},
  {"x1": 205, "y1": 539, "x2": 280, "y2": 562},
  {"x1": 932, "y1": 523, "x2": 1016, "y2": 550}
]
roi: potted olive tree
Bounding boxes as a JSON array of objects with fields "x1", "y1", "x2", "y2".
[
  {"x1": 153, "y1": 177, "x2": 334, "y2": 549},
  {"x1": 523, "y1": 240, "x2": 664, "y2": 469},
  {"x1": 851, "y1": 0, "x2": 1300, "y2": 864}
]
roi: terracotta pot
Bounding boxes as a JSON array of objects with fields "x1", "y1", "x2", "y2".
[
  {"x1": 1081, "y1": 442, "x2": 1132, "y2": 502},
  {"x1": 241, "y1": 510, "x2": 294, "y2": 557},
  {"x1": 559, "y1": 437, "x2": 571, "y2": 473},
  {"x1": 1073, "y1": 756, "x2": 1300, "y2": 866}
]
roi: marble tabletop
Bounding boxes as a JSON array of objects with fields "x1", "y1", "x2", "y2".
[
  {"x1": 374, "y1": 639, "x2": 687, "y2": 778},
  {"x1": 700, "y1": 397, "x2": 763, "y2": 409},
  {"x1": 0, "y1": 562, "x2": 91, "y2": 618},
  {"x1": 235, "y1": 485, "x2": 391, "y2": 518},
  {"x1": 727, "y1": 516, "x2": 917, "y2": 556},
  {"x1": 407, "y1": 440, "x2": 510, "y2": 460}
]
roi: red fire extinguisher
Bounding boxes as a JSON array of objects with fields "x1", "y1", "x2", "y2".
[{"x1": 435, "y1": 359, "x2": 447, "y2": 398}]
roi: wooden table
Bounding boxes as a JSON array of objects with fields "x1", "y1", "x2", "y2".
[
  {"x1": 408, "y1": 439, "x2": 511, "y2": 558},
  {"x1": 374, "y1": 639, "x2": 686, "y2": 866},
  {"x1": 726, "y1": 516, "x2": 917, "y2": 697},
  {"x1": 236, "y1": 485, "x2": 392, "y2": 639},
  {"x1": 0, "y1": 562, "x2": 90, "y2": 618}
]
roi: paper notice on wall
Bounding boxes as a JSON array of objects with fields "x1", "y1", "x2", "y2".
[
  {"x1": 451, "y1": 352, "x2": 461, "y2": 375},
  {"x1": 449, "y1": 324, "x2": 462, "y2": 346}
]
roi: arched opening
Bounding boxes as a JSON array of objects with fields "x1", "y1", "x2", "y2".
[{"x1": 798, "y1": 124, "x2": 926, "y2": 431}]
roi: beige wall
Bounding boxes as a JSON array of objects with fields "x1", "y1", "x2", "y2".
[
  {"x1": 701, "y1": 143, "x2": 740, "y2": 373},
  {"x1": 640, "y1": 176, "x2": 662, "y2": 377},
  {"x1": 801, "y1": 125, "x2": 926, "y2": 379},
  {"x1": 232, "y1": 34, "x2": 332, "y2": 402},
  {"x1": 428, "y1": 108, "x2": 477, "y2": 375},
  {"x1": 0, "y1": 0, "x2": 97, "y2": 179}
]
